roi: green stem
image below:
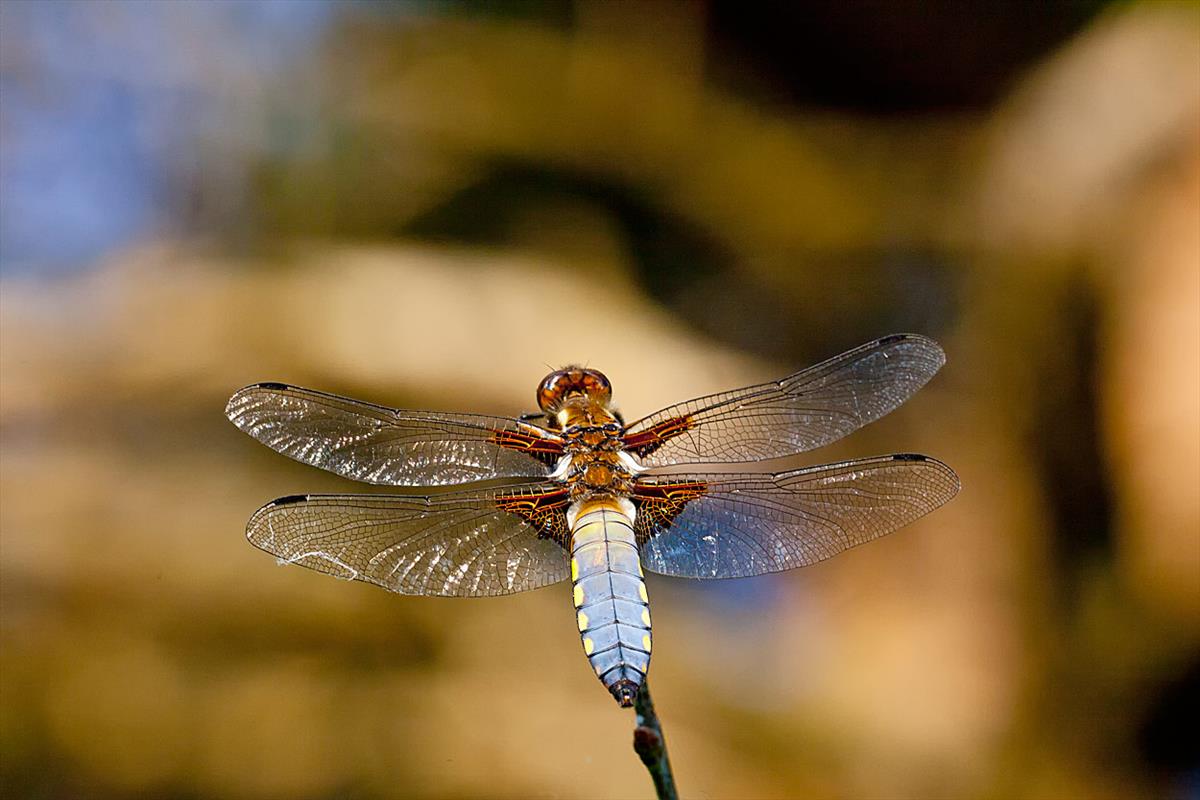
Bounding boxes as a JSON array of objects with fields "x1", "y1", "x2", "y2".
[{"x1": 633, "y1": 680, "x2": 679, "y2": 799}]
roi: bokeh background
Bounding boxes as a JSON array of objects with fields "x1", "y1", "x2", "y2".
[{"x1": 2, "y1": 2, "x2": 1198, "y2": 798}]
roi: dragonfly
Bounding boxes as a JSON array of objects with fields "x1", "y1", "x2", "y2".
[{"x1": 226, "y1": 334, "x2": 959, "y2": 707}]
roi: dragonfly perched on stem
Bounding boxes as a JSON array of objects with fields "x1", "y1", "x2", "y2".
[{"x1": 226, "y1": 334, "x2": 959, "y2": 707}]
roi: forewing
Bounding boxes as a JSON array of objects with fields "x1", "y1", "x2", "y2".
[
  {"x1": 226, "y1": 383, "x2": 563, "y2": 486},
  {"x1": 634, "y1": 454, "x2": 959, "y2": 579},
  {"x1": 246, "y1": 485, "x2": 571, "y2": 597},
  {"x1": 623, "y1": 334, "x2": 945, "y2": 467}
]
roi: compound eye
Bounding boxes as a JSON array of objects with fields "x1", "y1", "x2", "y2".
[
  {"x1": 580, "y1": 370, "x2": 612, "y2": 401},
  {"x1": 537, "y1": 372, "x2": 568, "y2": 412}
]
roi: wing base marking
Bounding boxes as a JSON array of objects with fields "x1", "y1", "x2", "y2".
[
  {"x1": 494, "y1": 487, "x2": 571, "y2": 546},
  {"x1": 489, "y1": 428, "x2": 566, "y2": 467},
  {"x1": 622, "y1": 415, "x2": 693, "y2": 459},
  {"x1": 631, "y1": 480, "x2": 708, "y2": 545}
]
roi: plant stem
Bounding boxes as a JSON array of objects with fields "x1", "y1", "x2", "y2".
[{"x1": 633, "y1": 680, "x2": 679, "y2": 799}]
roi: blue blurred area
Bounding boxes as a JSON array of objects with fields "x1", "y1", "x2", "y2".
[
  {"x1": 0, "y1": 0, "x2": 334, "y2": 276},
  {"x1": 673, "y1": 572, "x2": 792, "y2": 617}
]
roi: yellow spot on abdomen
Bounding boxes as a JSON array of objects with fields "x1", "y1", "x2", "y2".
[
  {"x1": 583, "y1": 637, "x2": 595, "y2": 655},
  {"x1": 638, "y1": 582, "x2": 648, "y2": 602},
  {"x1": 571, "y1": 558, "x2": 579, "y2": 581},
  {"x1": 637, "y1": 561, "x2": 644, "y2": 577},
  {"x1": 573, "y1": 584, "x2": 585, "y2": 607},
  {"x1": 641, "y1": 608, "x2": 651, "y2": 627},
  {"x1": 642, "y1": 634, "x2": 652, "y2": 651},
  {"x1": 577, "y1": 611, "x2": 589, "y2": 631}
]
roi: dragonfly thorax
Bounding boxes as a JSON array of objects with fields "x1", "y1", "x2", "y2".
[
  {"x1": 562, "y1": 431, "x2": 635, "y2": 498},
  {"x1": 545, "y1": 392, "x2": 639, "y2": 499}
]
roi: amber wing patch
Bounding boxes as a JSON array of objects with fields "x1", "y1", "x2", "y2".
[
  {"x1": 632, "y1": 480, "x2": 708, "y2": 544},
  {"x1": 495, "y1": 486, "x2": 570, "y2": 545},
  {"x1": 489, "y1": 427, "x2": 565, "y2": 467},
  {"x1": 622, "y1": 415, "x2": 694, "y2": 458}
]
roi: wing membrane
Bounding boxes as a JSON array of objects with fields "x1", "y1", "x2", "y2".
[
  {"x1": 226, "y1": 383, "x2": 563, "y2": 487},
  {"x1": 624, "y1": 334, "x2": 945, "y2": 467},
  {"x1": 635, "y1": 454, "x2": 959, "y2": 579},
  {"x1": 247, "y1": 486, "x2": 571, "y2": 597}
]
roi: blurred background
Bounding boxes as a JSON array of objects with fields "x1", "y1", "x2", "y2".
[{"x1": 2, "y1": 1, "x2": 1198, "y2": 798}]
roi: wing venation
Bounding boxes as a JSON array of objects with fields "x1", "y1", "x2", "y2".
[
  {"x1": 247, "y1": 486, "x2": 571, "y2": 597},
  {"x1": 226, "y1": 383, "x2": 562, "y2": 487},
  {"x1": 636, "y1": 454, "x2": 959, "y2": 579},
  {"x1": 624, "y1": 334, "x2": 945, "y2": 467}
]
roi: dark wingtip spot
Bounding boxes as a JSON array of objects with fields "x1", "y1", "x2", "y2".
[
  {"x1": 878, "y1": 333, "x2": 910, "y2": 345},
  {"x1": 256, "y1": 382, "x2": 290, "y2": 391},
  {"x1": 272, "y1": 494, "x2": 309, "y2": 506},
  {"x1": 893, "y1": 453, "x2": 927, "y2": 462}
]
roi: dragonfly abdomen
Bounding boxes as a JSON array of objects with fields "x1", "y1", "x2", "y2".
[{"x1": 570, "y1": 498, "x2": 651, "y2": 707}]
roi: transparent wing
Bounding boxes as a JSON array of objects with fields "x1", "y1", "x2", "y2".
[
  {"x1": 226, "y1": 383, "x2": 564, "y2": 487},
  {"x1": 246, "y1": 485, "x2": 571, "y2": 597},
  {"x1": 635, "y1": 454, "x2": 959, "y2": 579},
  {"x1": 623, "y1": 334, "x2": 945, "y2": 467}
]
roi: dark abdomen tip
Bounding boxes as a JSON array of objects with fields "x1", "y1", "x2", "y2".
[{"x1": 611, "y1": 679, "x2": 639, "y2": 707}]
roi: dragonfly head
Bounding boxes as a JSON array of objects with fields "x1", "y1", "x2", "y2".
[{"x1": 537, "y1": 366, "x2": 612, "y2": 414}]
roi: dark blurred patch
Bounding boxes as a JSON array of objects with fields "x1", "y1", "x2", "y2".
[
  {"x1": 404, "y1": 159, "x2": 743, "y2": 327},
  {"x1": 436, "y1": 0, "x2": 575, "y2": 27},
  {"x1": 1028, "y1": 274, "x2": 1116, "y2": 601},
  {"x1": 704, "y1": 0, "x2": 1108, "y2": 113},
  {"x1": 1137, "y1": 652, "x2": 1200, "y2": 785},
  {"x1": 405, "y1": 159, "x2": 958, "y2": 362},
  {"x1": 1, "y1": 754, "x2": 103, "y2": 800},
  {"x1": 655, "y1": 246, "x2": 960, "y2": 361},
  {"x1": 160, "y1": 600, "x2": 444, "y2": 673}
]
